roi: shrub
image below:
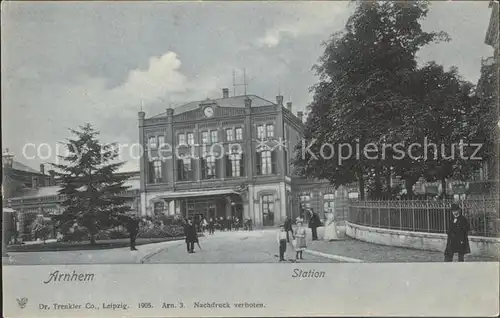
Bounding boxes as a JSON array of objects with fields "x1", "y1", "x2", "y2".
[
  {"x1": 137, "y1": 224, "x2": 184, "y2": 238},
  {"x1": 60, "y1": 226, "x2": 89, "y2": 242}
]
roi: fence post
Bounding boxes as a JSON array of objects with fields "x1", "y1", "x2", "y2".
[
  {"x1": 378, "y1": 205, "x2": 380, "y2": 228},
  {"x1": 412, "y1": 202, "x2": 415, "y2": 231},
  {"x1": 388, "y1": 200, "x2": 391, "y2": 229},
  {"x1": 442, "y1": 199, "x2": 447, "y2": 234},
  {"x1": 426, "y1": 200, "x2": 430, "y2": 233},
  {"x1": 483, "y1": 196, "x2": 487, "y2": 236},
  {"x1": 399, "y1": 199, "x2": 402, "y2": 230},
  {"x1": 370, "y1": 202, "x2": 373, "y2": 226}
]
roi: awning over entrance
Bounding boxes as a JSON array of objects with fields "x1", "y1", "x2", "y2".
[{"x1": 153, "y1": 189, "x2": 238, "y2": 200}]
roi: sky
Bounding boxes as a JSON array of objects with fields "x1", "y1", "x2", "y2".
[{"x1": 1, "y1": 1, "x2": 495, "y2": 172}]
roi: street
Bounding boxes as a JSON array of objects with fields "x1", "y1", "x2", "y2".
[{"x1": 5, "y1": 227, "x2": 497, "y2": 265}]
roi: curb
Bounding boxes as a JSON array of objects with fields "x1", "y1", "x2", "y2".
[
  {"x1": 304, "y1": 249, "x2": 366, "y2": 263},
  {"x1": 139, "y1": 240, "x2": 184, "y2": 264}
]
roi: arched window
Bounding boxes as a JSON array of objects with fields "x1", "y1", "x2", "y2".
[
  {"x1": 323, "y1": 193, "x2": 335, "y2": 212},
  {"x1": 153, "y1": 201, "x2": 167, "y2": 215},
  {"x1": 202, "y1": 153, "x2": 216, "y2": 179},
  {"x1": 262, "y1": 194, "x2": 275, "y2": 226}
]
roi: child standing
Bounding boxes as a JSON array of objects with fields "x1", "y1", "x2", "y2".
[
  {"x1": 294, "y1": 219, "x2": 307, "y2": 260},
  {"x1": 277, "y1": 225, "x2": 288, "y2": 262}
]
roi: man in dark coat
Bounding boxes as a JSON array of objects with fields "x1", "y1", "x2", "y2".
[
  {"x1": 124, "y1": 215, "x2": 140, "y2": 251},
  {"x1": 308, "y1": 210, "x2": 320, "y2": 241},
  {"x1": 283, "y1": 216, "x2": 294, "y2": 243},
  {"x1": 444, "y1": 203, "x2": 471, "y2": 262},
  {"x1": 184, "y1": 218, "x2": 198, "y2": 253}
]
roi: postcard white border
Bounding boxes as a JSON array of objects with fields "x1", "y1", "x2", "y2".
[{"x1": 3, "y1": 262, "x2": 499, "y2": 317}]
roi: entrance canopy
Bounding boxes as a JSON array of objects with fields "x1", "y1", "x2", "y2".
[{"x1": 153, "y1": 189, "x2": 238, "y2": 200}]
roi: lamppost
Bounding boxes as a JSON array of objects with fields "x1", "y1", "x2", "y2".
[{"x1": 231, "y1": 201, "x2": 236, "y2": 218}]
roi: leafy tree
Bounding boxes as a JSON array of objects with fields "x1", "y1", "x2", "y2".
[
  {"x1": 405, "y1": 63, "x2": 487, "y2": 197},
  {"x1": 52, "y1": 124, "x2": 131, "y2": 244},
  {"x1": 294, "y1": 1, "x2": 447, "y2": 199}
]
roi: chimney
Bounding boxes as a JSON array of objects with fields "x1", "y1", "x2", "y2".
[
  {"x1": 286, "y1": 102, "x2": 292, "y2": 112},
  {"x1": 2, "y1": 148, "x2": 14, "y2": 168},
  {"x1": 40, "y1": 164, "x2": 45, "y2": 175},
  {"x1": 297, "y1": 111, "x2": 304, "y2": 122},
  {"x1": 32, "y1": 176, "x2": 39, "y2": 189},
  {"x1": 48, "y1": 170, "x2": 56, "y2": 186},
  {"x1": 222, "y1": 88, "x2": 229, "y2": 99},
  {"x1": 244, "y1": 96, "x2": 252, "y2": 108},
  {"x1": 276, "y1": 95, "x2": 283, "y2": 106}
]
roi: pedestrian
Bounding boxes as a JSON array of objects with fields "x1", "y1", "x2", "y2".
[
  {"x1": 184, "y1": 218, "x2": 198, "y2": 253},
  {"x1": 277, "y1": 225, "x2": 288, "y2": 262},
  {"x1": 444, "y1": 203, "x2": 471, "y2": 262},
  {"x1": 124, "y1": 215, "x2": 140, "y2": 251},
  {"x1": 248, "y1": 218, "x2": 253, "y2": 231},
  {"x1": 208, "y1": 218, "x2": 215, "y2": 235},
  {"x1": 202, "y1": 217, "x2": 208, "y2": 233},
  {"x1": 293, "y1": 218, "x2": 307, "y2": 260},
  {"x1": 284, "y1": 216, "x2": 294, "y2": 243},
  {"x1": 309, "y1": 209, "x2": 320, "y2": 241}
]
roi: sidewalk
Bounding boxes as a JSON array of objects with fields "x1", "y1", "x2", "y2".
[
  {"x1": 3, "y1": 239, "x2": 185, "y2": 266},
  {"x1": 305, "y1": 227, "x2": 498, "y2": 262}
]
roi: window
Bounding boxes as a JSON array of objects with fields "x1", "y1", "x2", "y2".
[
  {"x1": 177, "y1": 157, "x2": 193, "y2": 181},
  {"x1": 266, "y1": 124, "x2": 274, "y2": 138},
  {"x1": 256, "y1": 150, "x2": 276, "y2": 175},
  {"x1": 153, "y1": 160, "x2": 163, "y2": 182},
  {"x1": 227, "y1": 152, "x2": 244, "y2": 177},
  {"x1": 257, "y1": 125, "x2": 265, "y2": 139},
  {"x1": 154, "y1": 201, "x2": 168, "y2": 215},
  {"x1": 284, "y1": 149, "x2": 288, "y2": 175},
  {"x1": 226, "y1": 128, "x2": 234, "y2": 141},
  {"x1": 300, "y1": 193, "x2": 311, "y2": 210},
  {"x1": 235, "y1": 127, "x2": 243, "y2": 140},
  {"x1": 202, "y1": 154, "x2": 216, "y2": 179},
  {"x1": 210, "y1": 130, "x2": 218, "y2": 143},
  {"x1": 324, "y1": 193, "x2": 335, "y2": 213},
  {"x1": 148, "y1": 136, "x2": 157, "y2": 149},
  {"x1": 202, "y1": 131, "x2": 209, "y2": 145},
  {"x1": 262, "y1": 195, "x2": 275, "y2": 226},
  {"x1": 158, "y1": 135, "x2": 165, "y2": 147},
  {"x1": 178, "y1": 133, "x2": 186, "y2": 145},
  {"x1": 187, "y1": 133, "x2": 194, "y2": 145}
]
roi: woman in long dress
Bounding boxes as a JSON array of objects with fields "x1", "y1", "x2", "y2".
[
  {"x1": 323, "y1": 210, "x2": 339, "y2": 241},
  {"x1": 293, "y1": 219, "x2": 307, "y2": 260}
]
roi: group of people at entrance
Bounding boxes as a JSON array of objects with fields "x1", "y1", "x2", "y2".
[
  {"x1": 202, "y1": 217, "x2": 253, "y2": 234},
  {"x1": 277, "y1": 209, "x2": 340, "y2": 262}
]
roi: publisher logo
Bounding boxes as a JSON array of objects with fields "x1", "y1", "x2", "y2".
[{"x1": 16, "y1": 297, "x2": 28, "y2": 309}]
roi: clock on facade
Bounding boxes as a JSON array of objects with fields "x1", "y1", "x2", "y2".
[{"x1": 204, "y1": 106, "x2": 214, "y2": 117}]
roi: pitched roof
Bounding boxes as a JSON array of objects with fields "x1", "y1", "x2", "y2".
[
  {"x1": 148, "y1": 95, "x2": 276, "y2": 118},
  {"x1": 10, "y1": 178, "x2": 140, "y2": 199},
  {"x1": 11, "y1": 161, "x2": 42, "y2": 174}
]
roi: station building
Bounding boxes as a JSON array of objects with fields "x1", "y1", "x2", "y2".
[{"x1": 138, "y1": 89, "x2": 349, "y2": 226}]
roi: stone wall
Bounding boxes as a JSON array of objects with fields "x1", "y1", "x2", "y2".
[{"x1": 346, "y1": 222, "x2": 500, "y2": 257}]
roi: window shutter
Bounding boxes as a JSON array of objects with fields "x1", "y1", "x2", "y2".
[
  {"x1": 240, "y1": 153, "x2": 245, "y2": 176},
  {"x1": 190, "y1": 158, "x2": 195, "y2": 180},
  {"x1": 256, "y1": 152, "x2": 261, "y2": 175},
  {"x1": 199, "y1": 158, "x2": 204, "y2": 180},
  {"x1": 148, "y1": 161, "x2": 155, "y2": 183},
  {"x1": 283, "y1": 149, "x2": 289, "y2": 175},
  {"x1": 225, "y1": 155, "x2": 231, "y2": 177},
  {"x1": 177, "y1": 159, "x2": 183, "y2": 180},
  {"x1": 215, "y1": 158, "x2": 220, "y2": 178},
  {"x1": 271, "y1": 151, "x2": 277, "y2": 174}
]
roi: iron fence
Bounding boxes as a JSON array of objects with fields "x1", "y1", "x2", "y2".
[{"x1": 348, "y1": 198, "x2": 500, "y2": 237}]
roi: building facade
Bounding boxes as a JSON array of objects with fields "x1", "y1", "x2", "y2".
[{"x1": 137, "y1": 90, "x2": 348, "y2": 226}]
